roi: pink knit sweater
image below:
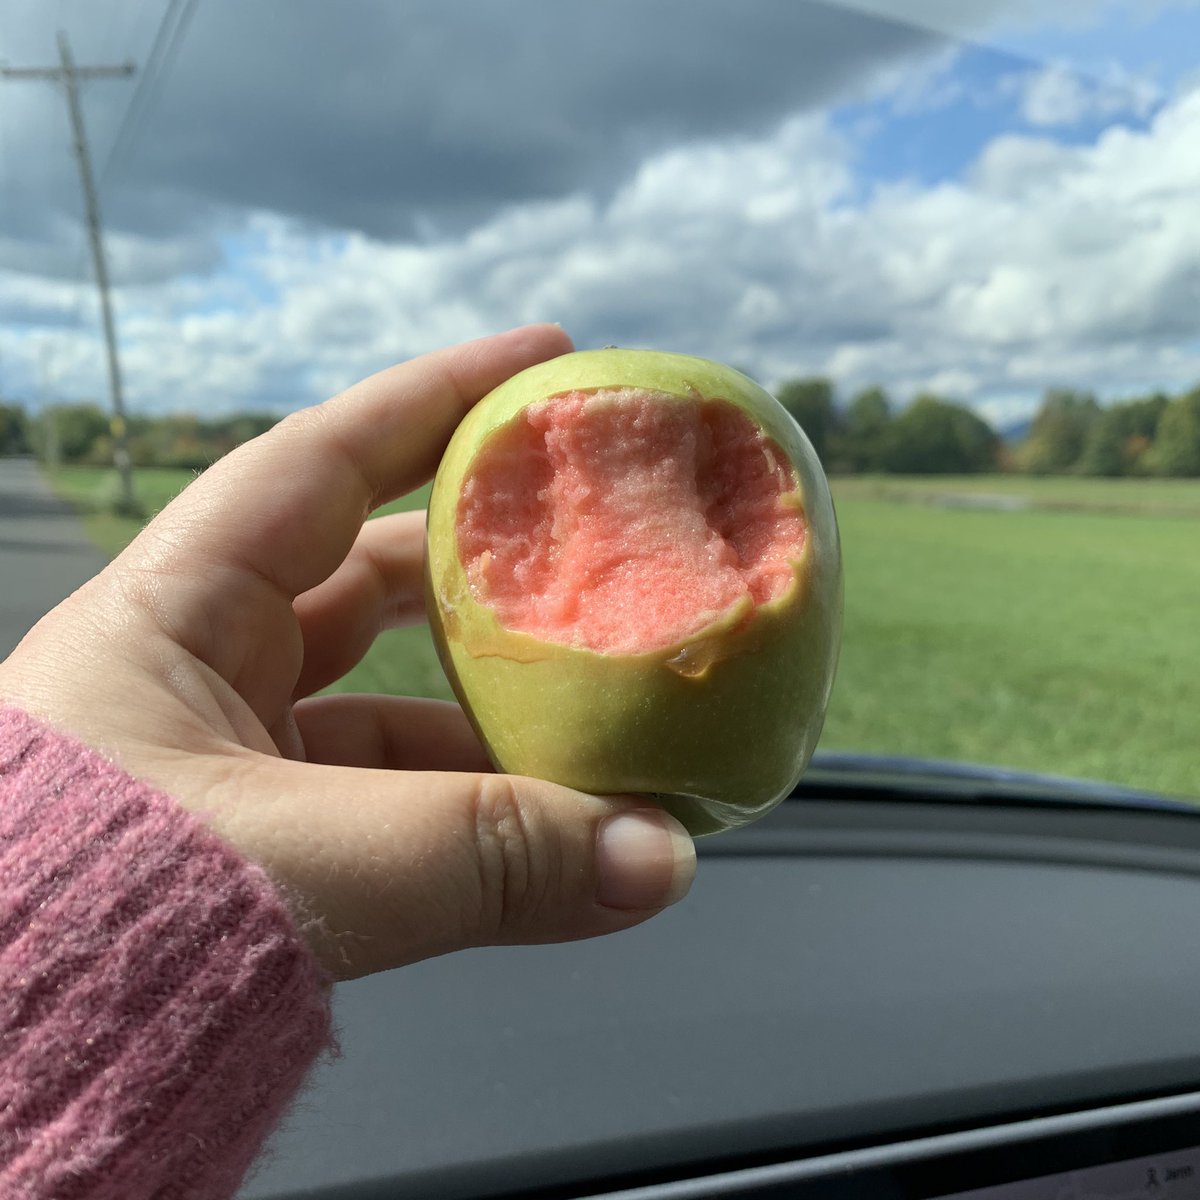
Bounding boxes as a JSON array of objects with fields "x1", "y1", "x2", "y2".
[{"x1": 0, "y1": 706, "x2": 334, "y2": 1199}]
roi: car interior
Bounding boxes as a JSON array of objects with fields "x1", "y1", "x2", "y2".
[{"x1": 240, "y1": 758, "x2": 1200, "y2": 1198}]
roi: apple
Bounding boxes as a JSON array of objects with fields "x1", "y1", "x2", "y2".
[{"x1": 425, "y1": 348, "x2": 842, "y2": 835}]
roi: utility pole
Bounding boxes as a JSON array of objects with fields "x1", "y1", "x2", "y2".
[{"x1": 2, "y1": 33, "x2": 139, "y2": 513}]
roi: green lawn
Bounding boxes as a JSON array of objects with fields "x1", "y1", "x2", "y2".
[
  {"x1": 833, "y1": 473, "x2": 1200, "y2": 518},
  {"x1": 47, "y1": 465, "x2": 201, "y2": 558},
  {"x1": 823, "y1": 491, "x2": 1198, "y2": 797},
  {"x1": 45, "y1": 465, "x2": 1200, "y2": 800}
]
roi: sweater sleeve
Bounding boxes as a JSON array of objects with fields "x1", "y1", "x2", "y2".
[{"x1": 0, "y1": 706, "x2": 335, "y2": 1200}]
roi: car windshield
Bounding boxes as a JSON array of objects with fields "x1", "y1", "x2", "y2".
[{"x1": 1, "y1": 0, "x2": 1197, "y2": 805}]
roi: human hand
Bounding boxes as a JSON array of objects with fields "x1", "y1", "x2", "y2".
[{"x1": 0, "y1": 325, "x2": 696, "y2": 980}]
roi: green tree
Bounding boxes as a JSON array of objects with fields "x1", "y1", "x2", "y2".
[
  {"x1": 840, "y1": 385, "x2": 891, "y2": 472},
  {"x1": 1020, "y1": 388, "x2": 1099, "y2": 474},
  {"x1": 1076, "y1": 409, "x2": 1125, "y2": 476},
  {"x1": 214, "y1": 413, "x2": 277, "y2": 448},
  {"x1": 880, "y1": 394, "x2": 998, "y2": 475},
  {"x1": 38, "y1": 404, "x2": 111, "y2": 463},
  {"x1": 1149, "y1": 387, "x2": 1200, "y2": 477},
  {"x1": 1124, "y1": 392, "x2": 1170, "y2": 440},
  {"x1": 125, "y1": 412, "x2": 279, "y2": 468},
  {"x1": 1077, "y1": 393, "x2": 1168, "y2": 476},
  {"x1": 776, "y1": 377, "x2": 839, "y2": 466},
  {"x1": 0, "y1": 403, "x2": 30, "y2": 456}
]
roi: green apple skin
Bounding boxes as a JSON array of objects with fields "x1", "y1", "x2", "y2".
[{"x1": 425, "y1": 348, "x2": 842, "y2": 836}]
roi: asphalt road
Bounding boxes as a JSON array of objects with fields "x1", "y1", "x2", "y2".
[{"x1": 0, "y1": 457, "x2": 109, "y2": 659}]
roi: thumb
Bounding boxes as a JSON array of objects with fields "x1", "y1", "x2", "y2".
[{"x1": 237, "y1": 761, "x2": 697, "y2": 980}]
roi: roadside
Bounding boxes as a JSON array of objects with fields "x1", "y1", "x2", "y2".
[{"x1": 0, "y1": 457, "x2": 110, "y2": 658}]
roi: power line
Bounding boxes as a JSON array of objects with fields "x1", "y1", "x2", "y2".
[
  {"x1": 99, "y1": 0, "x2": 198, "y2": 192},
  {"x1": 97, "y1": 0, "x2": 184, "y2": 185},
  {"x1": 1, "y1": 32, "x2": 140, "y2": 515}
]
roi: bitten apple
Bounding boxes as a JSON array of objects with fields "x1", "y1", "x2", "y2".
[{"x1": 425, "y1": 348, "x2": 842, "y2": 834}]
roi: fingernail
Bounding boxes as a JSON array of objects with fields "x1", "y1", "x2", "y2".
[{"x1": 595, "y1": 809, "x2": 696, "y2": 911}]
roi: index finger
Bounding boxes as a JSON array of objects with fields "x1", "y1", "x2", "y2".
[{"x1": 134, "y1": 324, "x2": 573, "y2": 602}]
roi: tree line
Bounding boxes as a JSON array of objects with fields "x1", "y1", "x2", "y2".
[
  {"x1": 1012, "y1": 386, "x2": 1200, "y2": 477},
  {"x1": 0, "y1": 403, "x2": 277, "y2": 470},
  {"x1": 775, "y1": 379, "x2": 999, "y2": 475},
  {"x1": 2, "y1": 379, "x2": 1199, "y2": 476},
  {"x1": 773, "y1": 378, "x2": 1200, "y2": 477}
]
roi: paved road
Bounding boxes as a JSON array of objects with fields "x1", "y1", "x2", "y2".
[{"x1": 0, "y1": 458, "x2": 110, "y2": 658}]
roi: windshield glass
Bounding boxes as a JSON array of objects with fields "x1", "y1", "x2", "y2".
[{"x1": 1, "y1": 0, "x2": 1197, "y2": 803}]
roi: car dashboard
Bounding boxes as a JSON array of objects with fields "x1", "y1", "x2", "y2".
[{"x1": 239, "y1": 761, "x2": 1200, "y2": 1199}]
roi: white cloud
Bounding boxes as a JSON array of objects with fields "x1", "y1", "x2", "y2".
[
  {"x1": 4, "y1": 81, "x2": 1200, "y2": 423},
  {"x1": 854, "y1": 42, "x2": 970, "y2": 117},
  {"x1": 974, "y1": 393, "x2": 1041, "y2": 430},
  {"x1": 1019, "y1": 60, "x2": 1162, "y2": 126},
  {"x1": 832, "y1": 87, "x2": 1200, "y2": 396},
  {"x1": 1022, "y1": 64, "x2": 1102, "y2": 125}
]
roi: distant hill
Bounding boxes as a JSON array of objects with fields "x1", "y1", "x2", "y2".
[{"x1": 999, "y1": 417, "x2": 1032, "y2": 444}]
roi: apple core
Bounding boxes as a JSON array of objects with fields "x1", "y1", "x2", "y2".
[{"x1": 455, "y1": 387, "x2": 807, "y2": 655}]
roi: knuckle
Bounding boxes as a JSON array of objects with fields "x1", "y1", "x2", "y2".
[
  {"x1": 275, "y1": 404, "x2": 378, "y2": 504},
  {"x1": 469, "y1": 775, "x2": 547, "y2": 942},
  {"x1": 275, "y1": 404, "x2": 329, "y2": 438}
]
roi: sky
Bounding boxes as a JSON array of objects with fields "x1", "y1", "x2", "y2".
[{"x1": 1, "y1": 0, "x2": 1199, "y2": 429}]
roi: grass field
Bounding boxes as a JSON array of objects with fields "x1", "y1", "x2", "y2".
[
  {"x1": 46, "y1": 465, "x2": 1200, "y2": 800},
  {"x1": 833, "y1": 474, "x2": 1200, "y2": 518}
]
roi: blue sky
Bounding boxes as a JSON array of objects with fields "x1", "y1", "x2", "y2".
[
  {"x1": 997, "y1": 1, "x2": 1200, "y2": 83},
  {"x1": 834, "y1": 41, "x2": 1162, "y2": 193},
  {"x1": 832, "y1": 0, "x2": 1197, "y2": 194},
  {"x1": 1, "y1": 0, "x2": 1199, "y2": 426}
]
